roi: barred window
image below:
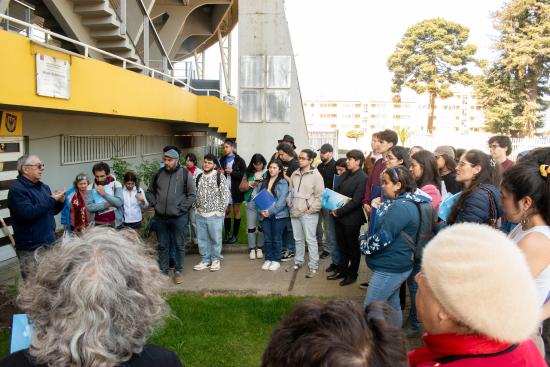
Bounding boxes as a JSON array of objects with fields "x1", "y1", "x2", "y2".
[{"x1": 61, "y1": 135, "x2": 137, "y2": 165}]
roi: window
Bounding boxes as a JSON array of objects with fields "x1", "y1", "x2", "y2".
[{"x1": 61, "y1": 135, "x2": 137, "y2": 165}]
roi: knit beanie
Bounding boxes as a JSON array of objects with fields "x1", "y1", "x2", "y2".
[{"x1": 421, "y1": 223, "x2": 540, "y2": 343}]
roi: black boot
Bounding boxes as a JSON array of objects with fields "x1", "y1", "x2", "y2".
[
  {"x1": 228, "y1": 218, "x2": 241, "y2": 244},
  {"x1": 223, "y1": 218, "x2": 232, "y2": 243}
]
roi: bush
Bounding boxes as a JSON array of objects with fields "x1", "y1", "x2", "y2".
[
  {"x1": 135, "y1": 159, "x2": 160, "y2": 188},
  {"x1": 111, "y1": 156, "x2": 132, "y2": 182}
]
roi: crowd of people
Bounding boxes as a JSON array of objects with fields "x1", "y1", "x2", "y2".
[{"x1": 2, "y1": 130, "x2": 549, "y2": 366}]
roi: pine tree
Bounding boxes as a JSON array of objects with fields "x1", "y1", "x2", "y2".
[
  {"x1": 388, "y1": 18, "x2": 477, "y2": 133},
  {"x1": 476, "y1": 0, "x2": 550, "y2": 137}
]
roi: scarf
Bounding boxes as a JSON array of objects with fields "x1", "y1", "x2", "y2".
[
  {"x1": 95, "y1": 175, "x2": 114, "y2": 186},
  {"x1": 187, "y1": 166, "x2": 197, "y2": 176},
  {"x1": 408, "y1": 333, "x2": 514, "y2": 366},
  {"x1": 70, "y1": 190, "x2": 90, "y2": 233}
]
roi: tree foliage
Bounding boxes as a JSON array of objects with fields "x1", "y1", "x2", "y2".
[
  {"x1": 475, "y1": 0, "x2": 549, "y2": 137},
  {"x1": 388, "y1": 18, "x2": 478, "y2": 133},
  {"x1": 346, "y1": 129, "x2": 364, "y2": 141}
]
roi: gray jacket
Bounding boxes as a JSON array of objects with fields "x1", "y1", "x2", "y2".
[{"x1": 146, "y1": 165, "x2": 196, "y2": 217}]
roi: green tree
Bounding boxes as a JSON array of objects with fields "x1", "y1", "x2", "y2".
[
  {"x1": 388, "y1": 18, "x2": 478, "y2": 133},
  {"x1": 475, "y1": 0, "x2": 549, "y2": 137},
  {"x1": 110, "y1": 156, "x2": 132, "y2": 182},
  {"x1": 346, "y1": 129, "x2": 364, "y2": 142},
  {"x1": 395, "y1": 126, "x2": 411, "y2": 145}
]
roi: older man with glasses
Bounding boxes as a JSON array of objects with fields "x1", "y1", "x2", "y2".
[{"x1": 7, "y1": 154, "x2": 65, "y2": 278}]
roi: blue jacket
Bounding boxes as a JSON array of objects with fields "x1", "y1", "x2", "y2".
[
  {"x1": 60, "y1": 187, "x2": 76, "y2": 231},
  {"x1": 362, "y1": 191, "x2": 431, "y2": 273},
  {"x1": 7, "y1": 176, "x2": 64, "y2": 251},
  {"x1": 85, "y1": 178, "x2": 124, "y2": 227},
  {"x1": 452, "y1": 183, "x2": 503, "y2": 225},
  {"x1": 257, "y1": 179, "x2": 290, "y2": 220}
]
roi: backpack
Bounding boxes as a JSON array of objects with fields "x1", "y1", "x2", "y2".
[
  {"x1": 400, "y1": 199, "x2": 437, "y2": 261},
  {"x1": 196, "y1": 172, "x2": 221, "y2": 188}
]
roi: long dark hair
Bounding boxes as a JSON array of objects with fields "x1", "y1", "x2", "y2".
[
  {"x1": 389, "y1": 146, "x2": 411, "y2": 169},
  {"x1": 261, "y1": 159, "x2": 284, "y2": 198},
  {"x1": 384, "y1": 166, "x2": 417, "y2": 196},
  {"x1": 502, "y1": 147, "x2": 550, "y2": 225},
  {"x1": 411, "y1": 150, "x2": 441, "y2": 191},
  {"x1": 246, "y1": 154, "x2": 267, "y2": 176},
  {"x1": 448, "y1": 149, "x2": 501, "y2": 224}
]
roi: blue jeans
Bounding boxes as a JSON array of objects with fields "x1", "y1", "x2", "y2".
[
  {"x1": 195, "y1": 214, "x2": 224, "y2": 262},
  {"x1": 155, "y1": 213, "x2": 189, "y2": 274},
  {"x1": 291, "y1": 214, "x2": 319, "y2": 270},
  {"x1": 246, "y1": 201, "x2": 264, "y2": 249},
  {"x1": 183, "y1": 208, "x2": 197, "y2": 242},
  {"x1": 262, "y1": 217, "x2": 288, "y2": 262},
  {"x1": 407, "y1": 259, "x2": 422, "y2": 328},
  {"x1": 364, "y1": 269, "x2": 412, "y2": 327},
  {"x1": 316, "y1": 208, "x2": 339, "y2": 264},
  {"x1": 282, "y1": 218, "x2": 295, "y2": 252}
]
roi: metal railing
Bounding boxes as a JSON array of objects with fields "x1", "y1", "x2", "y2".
[{"x1": 0, "y1": 13, "x2": 236, "y2": 104}]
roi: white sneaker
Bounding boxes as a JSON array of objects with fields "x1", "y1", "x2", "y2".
[
  {"x1": 249, "y1": 249, "x2": 256, "y2": 260},
  {"x1": 261, "y1": 260, "x2": 272, "y2": 270},
  {"x1": 256, "y1": 248, "x2": 263, "y2": 259},
  {"x1": 268, "y1": 261, "x2": 281, "y2": 271},
  {"x1": 193, "y1": 261, "x2": 210, "y2": 271},
  {"x1": 210, "y1": 260, "x2": 221, "y2": 271}
]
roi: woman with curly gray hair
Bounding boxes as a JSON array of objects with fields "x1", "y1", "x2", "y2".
[{"x1": 0, "y1": 227, "x2": 183, "y2": 367}]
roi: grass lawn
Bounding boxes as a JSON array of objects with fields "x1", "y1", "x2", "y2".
[
  {"x1": 0, "y1": 294, "x2": 301, "y2": 366},
  {"x1": 151, "y1": 294, "x2": 299, "y2": 367}
]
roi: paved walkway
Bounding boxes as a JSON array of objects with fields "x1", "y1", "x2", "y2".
[{"x1": 163, "y1": 246, "x2": 370, "y2": 303}]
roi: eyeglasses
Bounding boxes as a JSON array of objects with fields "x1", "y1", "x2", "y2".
[
  {"x1": 457, "y1": 161, "x2": 474, "y2": 168},
  {"x1": 24, "y1": 163, "x2": 45, "y2": 170}
]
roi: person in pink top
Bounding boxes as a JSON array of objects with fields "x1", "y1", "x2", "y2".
[{"x1": 410, "y1": 150, "x2": 442, "y2": 212}]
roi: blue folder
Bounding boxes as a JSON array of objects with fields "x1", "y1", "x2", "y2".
[
  {"x1": 10, "y1": 314, "x2": 33, "y2": 353},
  {"x1": 438, "y1": 192, "x2": 462, "y2": 222},
  {"x1": 253, "y1": 189, "x2": 276, "y2": 211},
  {"x1": 321, "y1": 189, "x2": 351, "y2": 211}
]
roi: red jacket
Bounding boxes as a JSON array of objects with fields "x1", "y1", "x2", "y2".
[
  {"x1": 408, "y1": 333, "x2": 546, "y2": 367},
  {"x1": 363, "y1": 158, "x2": 386, "y2": 205}
]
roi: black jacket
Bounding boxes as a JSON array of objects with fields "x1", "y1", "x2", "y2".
[
  {"x1": 316, "y1": 159, "x2": 336, "y2": 190},
  {"x1": 220, "y1": 154, "x2": 247, "y2": 202},
  {"x1": 334, "y1": 169, "x2": 367, "y2": 226},
  {"x1": 7, "y1": 176, "x2": 63, "y2": 250}
]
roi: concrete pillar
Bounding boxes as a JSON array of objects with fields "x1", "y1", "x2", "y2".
[{"x1": 237, "y1": 0, "x2": 308, "y2": 163}]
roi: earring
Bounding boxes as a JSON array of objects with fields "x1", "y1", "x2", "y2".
[{"x1": 521, "y1": 214, "x2": 530, "y2": 227}]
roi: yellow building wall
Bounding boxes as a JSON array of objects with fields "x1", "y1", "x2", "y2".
[{"x1": 0, "y1": 30, "x2": 236, "y2": 138}]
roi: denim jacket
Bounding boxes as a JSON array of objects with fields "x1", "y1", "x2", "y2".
[{"x1": 256, "y1": 179, "x2": 289, "y2": 220}]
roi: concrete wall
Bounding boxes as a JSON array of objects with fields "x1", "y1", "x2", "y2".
[
  {"x1": 22, "y1": 110, "x2": 214, "y2": 191},
  {"x1": 237, "y1": 0, "x2": 309, "y2": 163}
]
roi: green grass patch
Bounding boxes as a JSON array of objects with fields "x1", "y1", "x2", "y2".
[
  {"x1": 150, "y1": 294, "x2": 300, "y2": 367},
  {"x1": 0, "y1": 329, "x2": 9, "y2": 358}
]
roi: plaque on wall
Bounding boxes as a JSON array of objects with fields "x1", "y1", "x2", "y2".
[{"x1": 36, "y1": 53, "x2": 70, "y2": 99}]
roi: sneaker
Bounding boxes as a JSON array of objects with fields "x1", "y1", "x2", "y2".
[
  {"x1": 306, "y1": 269, "x2": 317, "y2": 278},
  {"x1": 173, "y1": 272, "x2": 184, "y2": 284},
  {"x1": 359, "y1": 282, "x2": 369, "y2": 289},
  {"x1": 210, "y1": 260, "x2": 221, "y2": 272},
  {"x1": 249, "y1": 249, "x2": 256, "y2": 260},
  {"x1": 261, "y1": 260, "x2": 272, "y2": 270},
  {"x1": 281, "y1": 250, "x2": 295, "y2": 262},
  {"x1": 268, "y1": 261, "x2": 281, "y2": 271},
  {"x1": 193, "y1": 261, "x2": 210, "y2": 271},
  {"x1": 292, "y1": 263, "x2": 301, "y2": 271},
  {"x1": 256, "y1": 248, "x2": 263, "y2": 259}
]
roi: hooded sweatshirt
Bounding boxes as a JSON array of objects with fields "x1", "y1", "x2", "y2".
[{"x1": 288, "y1": 166, "x2": 325, "y2": 218}]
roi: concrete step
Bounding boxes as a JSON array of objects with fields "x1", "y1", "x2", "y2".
[
  {"x1": 97, "y1": 39, "x2": 133, "y2": 53},
  {"x1": 74, "y1": 2, "x2": 112, "y2": 17},
  {"x1": 81, "y1": 14, "x2": 120, "y2": 30},
  {"x1": 91, "y1": 28, "x2": 125, "y2": 41}
]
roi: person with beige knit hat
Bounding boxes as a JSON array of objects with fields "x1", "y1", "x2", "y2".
[{"x1": 408, "y1": 223, "x2": 546, "y2": 367}]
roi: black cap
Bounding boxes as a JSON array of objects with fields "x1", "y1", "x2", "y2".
[
  {"x1": 318, "y1": 143, "x2": 333, "y2": 153},
  {"x1": 277, "y1": 134, "x2": 296, "y2": 149}
]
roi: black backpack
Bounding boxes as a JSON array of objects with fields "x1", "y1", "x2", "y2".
[
  {"x1": 400, "y1": 199, "x2": 438, "y2": 260},
  {"x1": 196, "y1": 172, "x2": 221, "y2": 188}
]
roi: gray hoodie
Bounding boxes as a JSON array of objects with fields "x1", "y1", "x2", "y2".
[{"x1": 146, "y1": 166, "x2": 196, "y2": 217}]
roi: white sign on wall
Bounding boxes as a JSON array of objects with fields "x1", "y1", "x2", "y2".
[{"x1": 36, "y1": 54, "x2": 70, "y2": 99}]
